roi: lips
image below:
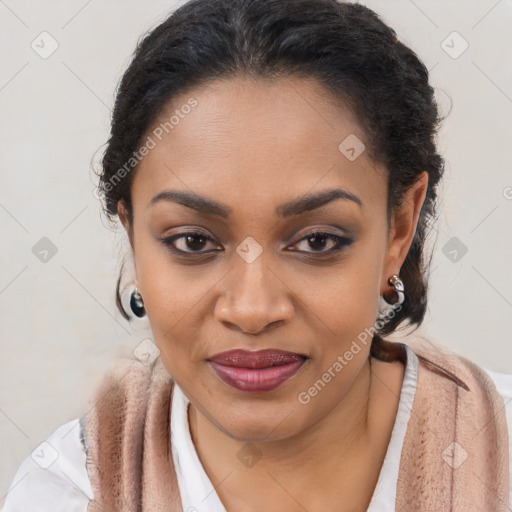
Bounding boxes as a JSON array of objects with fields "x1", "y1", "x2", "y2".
[
  {"x1": 208, "y1": 349, "x2": 308, "y2": 393},
  {"x1": 209, "y1": 349, "x2": 306, "y2": 368}
]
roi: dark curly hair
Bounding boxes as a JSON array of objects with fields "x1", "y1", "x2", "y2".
[{"x1": 94, "y1": 0, "x2": 448, "y2": 364}]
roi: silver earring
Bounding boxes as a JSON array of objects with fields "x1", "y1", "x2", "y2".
[
  {"x1": 383, "y1": 274, "x2": 405, "y2": 306},
  {"x1": 130, "y1": 286, "x2": 146, "y2": 317}
]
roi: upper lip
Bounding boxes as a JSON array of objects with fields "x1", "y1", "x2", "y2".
[{"x1": 208, "y1": 349, "x2": 308, "y2": 369}]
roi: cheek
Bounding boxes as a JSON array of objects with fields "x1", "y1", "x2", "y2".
[
  {"x1": 295, "y1": 275, "x2": 378, "y2": 395},
  {"x1": 133, "y1": 233, "x2": 221, "y2": 367},
  {"x1": 300, "y1": 246, "x2": 384, "y2": 352}
]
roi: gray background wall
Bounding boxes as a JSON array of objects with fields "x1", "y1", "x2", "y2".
[{"x1": 1, "y1": 0, "x2": 511, "y2": 502}]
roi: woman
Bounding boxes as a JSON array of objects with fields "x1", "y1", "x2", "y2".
[{"x1": 3, "y1": 0, "x2": 511, "y2": 510}]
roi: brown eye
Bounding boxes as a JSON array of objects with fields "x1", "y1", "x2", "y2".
[
  {"x1": 289, "y1": 231, "x2": 353, "y2": 255},
  {"x1": 160, "y1": 231, "x2": 220, "y2": 254}
]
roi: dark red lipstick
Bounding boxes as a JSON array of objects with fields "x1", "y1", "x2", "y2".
[{"x1": 208, "y1": 349, "x2": 307, "y2": 392}]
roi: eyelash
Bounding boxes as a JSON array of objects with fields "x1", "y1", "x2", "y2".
[{"x1": 159, "y1": 230, "x2": 353, "y2": 258}]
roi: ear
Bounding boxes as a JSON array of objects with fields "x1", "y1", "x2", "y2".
[
  {"x1": 117, "y1": 200, "x2": 134, "y2": 251},
  {"x1": 381, "y1": 171, "x2": 429, "y2": 293}
]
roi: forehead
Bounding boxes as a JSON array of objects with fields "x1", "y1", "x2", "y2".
[{"x1": 132, "y1": 76, "x2": 386, "y2": 217}]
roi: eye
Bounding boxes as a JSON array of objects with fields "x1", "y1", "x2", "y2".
[
  {"x1": 159, "y1": 229, "x2": 353, "y2": 258},
  {"x1": 287, "y1": 231, "x2": 353, "y2": 255},
  {"x1": 160, "y1": 230, "x2": 221, "y2": 255}
]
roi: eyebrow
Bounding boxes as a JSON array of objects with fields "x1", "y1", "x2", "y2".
[{"x1": 148, "y1": 187, "x2": 363, "y2": 218}]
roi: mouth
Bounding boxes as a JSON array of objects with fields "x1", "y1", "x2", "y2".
[{"x1": 207, "y1": 349, "x2": 308, "y2": 393}]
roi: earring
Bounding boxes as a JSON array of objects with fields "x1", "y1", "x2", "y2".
[
  {"x1": 382, "y1": 274, "x2": 405, "y2": 306},
  {"x1": 130, "y1": 286, "x2": 146, "y2": 317}
]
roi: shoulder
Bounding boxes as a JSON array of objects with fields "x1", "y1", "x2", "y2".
[
  {"x1": 483, "y1": 366, "x2": 512, "y2": 403},
  {"x1": 2, "y1": 418, "x2": 92, "y2": 512},
  {"x1": 2, "y1": 360, "x2": 176, "y2": 512},
  {"x1": 404, "y1": 333, "x2": 507, "y2": 396},
  {"x1": 81, "y1": 357, "x2": 174, "y2": 427},
  {"x1": 80, "y1": 356, "x2": 175, "y2": 438},
  {"x1": 480, "y1": 364, "x2": 512, "y2": 498},
  {"x1": 401, "y1": 333, "x2": 510, "y2": 450},
  {"x1": 87, "y1": 356, "x2": 174, "y2": 395},
  {"x1": 403, "y1": 333, "x2": 510, "y2": 460},
  {"x1": 79, "y1": 357, "x2": 180, "y2": 510},
  {"x1": 402, "y1": 333, "x2": 511, "y2": 507},
  {"x1": 79, "y1": 356, "x2": 175, "y2": 476}
]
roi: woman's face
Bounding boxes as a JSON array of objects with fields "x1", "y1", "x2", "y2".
[{"x1": 120, "y1": 76, "x2": 426, "y2": 442}]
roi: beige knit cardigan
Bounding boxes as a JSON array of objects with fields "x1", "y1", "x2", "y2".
[{"x1": 81, "y1": 338, "x2": 510, "y2": 511}]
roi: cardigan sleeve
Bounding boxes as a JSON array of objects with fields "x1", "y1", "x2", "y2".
[{"x1": 1, "y1": 418, "x2": 92, "y2": 512}]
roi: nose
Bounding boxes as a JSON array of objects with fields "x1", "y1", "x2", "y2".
[{"x1": 214, "y1": 256, "x2": 294, "y2": 335}]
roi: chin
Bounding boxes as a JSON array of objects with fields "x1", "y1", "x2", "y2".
[{"x1": 210, "y1": 399, "x2": 305, "y2": 443}]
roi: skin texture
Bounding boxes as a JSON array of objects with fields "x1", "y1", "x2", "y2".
[{"x1": 118, "y1": 76, "x2": 428, "y2": 511}]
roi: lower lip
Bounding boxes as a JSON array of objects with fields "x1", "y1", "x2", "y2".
[{"x1": 209, "y1": 358, "x2": 307, "y2": 392}]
